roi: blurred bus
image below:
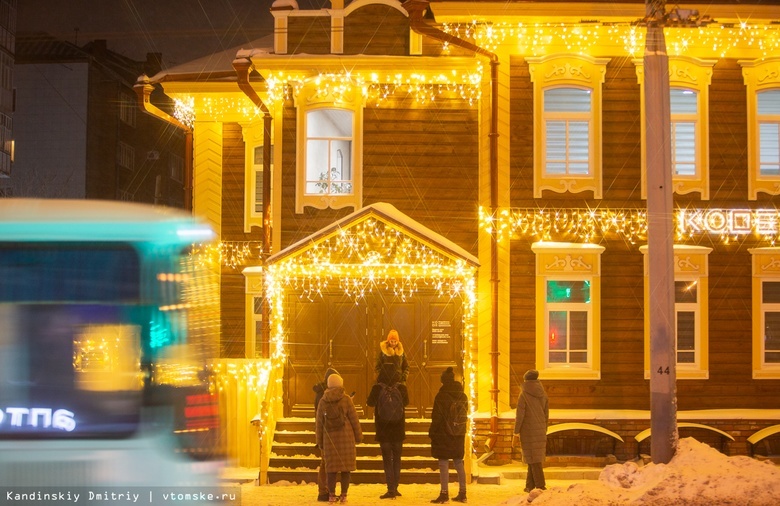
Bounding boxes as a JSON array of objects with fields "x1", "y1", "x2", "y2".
[{"x1": 0, "y1": 199, "x2": 223, "y2": 487}]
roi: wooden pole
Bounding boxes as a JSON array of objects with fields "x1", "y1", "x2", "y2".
[{"x1": 645, "y1": 0, "x2": 678, "y2": 464}]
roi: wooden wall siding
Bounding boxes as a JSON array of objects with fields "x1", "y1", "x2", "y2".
[
  {"x1": 507, "y1": 54, "x2": 780, "y2": 411},
  {"x1": 362, "y1": 95, "x2": 480, "y2": 256},
  {"x1": 343, "y1": 5, "x2": 409, "y2": 56},
  {"x1": 709, "y1": 59, "x2": 749, "y2": 202},
  {"x1": 287, "y1": 16, "x2": 331, "y2": 55},
  {"x1": 219, "y1": 124, "x2": 261, "y2": 358},
  {"x1": 277, "y1": 95, "x2": 480, "y2": 256}
]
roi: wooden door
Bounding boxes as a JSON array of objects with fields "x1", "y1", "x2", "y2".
[
  {"x1": 374, "y1": 291, "x2": 463, "y2": 418},
  {"x1": 284, "y1": 292, "x2": 370, "y2": 417}
]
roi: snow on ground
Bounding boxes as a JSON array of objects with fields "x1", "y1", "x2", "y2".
[{"x1": 238, "y1": 438, "x2": 780, "y2": 505}]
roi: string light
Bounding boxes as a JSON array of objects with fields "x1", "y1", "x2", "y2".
[
  {"x1": 481, "y1": 207, "x2": 780, "y2": 245},
  {"x1": 190, "y1": 241, "x2": 263, "y2": 269},
  {"x1": 442, "y1": 21, "x2": 780, "y2": 58}
]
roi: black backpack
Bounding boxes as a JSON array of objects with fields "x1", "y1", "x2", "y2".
[
  {"x1": 322, "y1": 400, "x2": 345, "y2": 431},
  {"x1": 444, "y1": 397, "x2": 468, "y2": 436},
  {"x1": 375, "y1": 383, "x2": 404, "y2": 422}
]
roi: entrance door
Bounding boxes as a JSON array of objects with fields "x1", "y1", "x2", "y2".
[{"x1": 284, "y1": 289, "x2": 463, "y2": 419}]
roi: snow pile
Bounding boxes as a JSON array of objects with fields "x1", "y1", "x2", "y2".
[{"x1": 509, "y1": 437, "x2": 780, "y2": 506}]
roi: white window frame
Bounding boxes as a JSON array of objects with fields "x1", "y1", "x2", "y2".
[
  {"x1": 169, "y1": 154, "x2": 184, "y2": 184},
  {"x1": 640, "y1": 245, "x2": 711, "y2": 379},
  {"x1": 635, "y1": 56, "x2": 714, "y2": 200},
  {"x1": 294, "y1": 81, "x2": 364, "y2": 213},
  {"x1": 670, "y1": 87, "x2": 699, "y2": 178},
  {"x1": 528, "y1": 54, "x2": 609, "y2": 199},
  {"x1": 749, "y1": 247, "x2": 780, "y2": 379},
  {"x1": 740, "y1": 57, "x2": 780, "y2": 200},
  {"x1": 757, "y1": 90, "x2": 780, "y2": 177},
  {"x1": 532, "y1": 242, "x2": 604, "y2": 380}
]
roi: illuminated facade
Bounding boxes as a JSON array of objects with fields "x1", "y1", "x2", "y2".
[{"x1": 142, "y1": 0, "x2": 780, "y2": 468}]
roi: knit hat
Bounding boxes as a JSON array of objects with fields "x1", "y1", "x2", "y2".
[
  {"x1": 324, "y1": 367, "x2": 339, "y2": 383},
  {"x1": 328, "y1": 373, "x2": 344, "y2": 388},
  {"x1": 387, "y1": 329, "x2": 400, "y2": 344},
  {"x1": 441, "y1": 367, "x2": 455, "y2": 384},
  {"x1": 524, "y1": 369, "x2": 539, "y2": 381}
]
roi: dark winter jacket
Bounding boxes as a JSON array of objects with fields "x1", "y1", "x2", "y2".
[
  {"x1": 428, "y1": 380, "x2": 468, "y2": 460},
  {"x1": 316, "y1": 386, "x2": 363, "y2": 472},
  {"x1": 313, "y1": 367, "x2": 340, "y2": 412},
  {"x1": 513, "y1": 379, "x2": 549, "y2": 464},
  {"x1": 366, "y1": 374, "x2": 409, "y2": 443},
  {"x1": 375, "y1": 340, "x2": 410, "y2": 383}
]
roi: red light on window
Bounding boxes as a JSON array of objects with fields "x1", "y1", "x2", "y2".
[{"x1": 550, "y1": 332, "x2": 556, "y2": 342}]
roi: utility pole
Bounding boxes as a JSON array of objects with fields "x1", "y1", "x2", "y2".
[{"x1": 644, "y1": 0, "x2": 677, "y2": 464}]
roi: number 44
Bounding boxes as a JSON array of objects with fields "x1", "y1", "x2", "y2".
[{"x1": 657, "y1": 366, "x2": 671, "y2": 375}]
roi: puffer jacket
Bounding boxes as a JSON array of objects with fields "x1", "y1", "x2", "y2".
[
  {"x1": 428, "y1": 380, "x2": 468, "y2": 460},
  {"x1": 375, "y1": 340, "x2": 410, "y2": 383},
  {"x1": 316, "y1": 386, "x2": 363, "y2": 472},
  {"x1": 513, "y1": 379, "x2": 549, "y2": 464}
]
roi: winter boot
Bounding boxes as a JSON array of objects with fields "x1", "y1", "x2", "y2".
[
  {"x1": 379, "y1": 490, "x2": 395, "y2": 500},
  {"x1": 453, "y1": 491, "x2": 467, "y2": 503},
  {"x1": 339, "y1": 494, "x2": 348, "y2": 503},
  {"x1": 317, "y1": 492, "x2": 330, "y2": 502},
  {"x1": 328, "y1": 494, "x2": 338, "y2": 503},
  {"x1": 431, "y1": 492, "x2": 449, "y2": 504}
]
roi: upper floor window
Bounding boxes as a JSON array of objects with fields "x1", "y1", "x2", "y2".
[
  {"x1": 532, "y1": 242, "x2": 604, "y2": 380},
  {"x1": 528, "y1": 54, "x2": 609, "y2": 199},
  {"x1": 295, "y1": 81, "x2": 364, "y2": 213},
  {"x1": 740, "y1": 57, "x2": 780, "y2": 200},
  {"x1": 758, "y1": 90, "x2": 780, "y2": 177},
  {"x1": 640, "y1": 245, "x2": 711, "y2": 379},
  {"x1": 749, "y1": 247, "x2": 780, "y2": 379},
  {"x1": 305, "y1": 109, "x2": 353, "y2": 195},
  {"x1": 635, "y1": 57, "x2": 714, "y2": 200},
  {"x1": 169, "y1": 154, "x2": 184, "y2": 183},
  {"x1": 242, "y1": 120, "x2": 275, "y2": 233},
  {"x1": 670, "y1": 88, "x2": 699, "y2": 177},
  {"x1": 119, "y1": 92, "x2": 136, "y2": 127},
  {"x1": 117, "y1": 142, "x2": 134, "y2": 170}
]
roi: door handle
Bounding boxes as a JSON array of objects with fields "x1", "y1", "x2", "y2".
[
  {"x1": 422, "y1": 339, "x2": 428, "y2": 367},
  {"x1": 328, "y1": 338, "x2": 333, "y2": 365}
]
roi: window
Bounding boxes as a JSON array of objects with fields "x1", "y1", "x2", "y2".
[
  {"x1": 670, "y1": 88, "x2": 698, "y2": 177},
  {"x1": 169, "y1": 154, "x2": 184, "y2": 184},
  {"x1": 758, "y1": 90, "x2": 780, "y2": 177},
  {"x1": 532, "y1": 242, "x2": 604, "y2": 380},
  {"x1": 640, "y1": 245, "x2": 711, "y2": 379},
  {"x1": 635, "y1": 57, "x2": 714, "y2": 199},
  {"x1": 242, "y1": 121, "x2": 275, "y2": 233},
  {"x1": 740, "y1": 58, "x2": 780, "y2": 200},
  {"x1": 528, "y1": 54, "x2": 609, "y2": 199},
  {"x1": 295, "y1": 82, "x2": 364, "y2": 213},
  {"x1": 749, "y1": 247, "x2": 780, "y2": 378},
  {"x1": 117, "y1": 142, "x2": 134, "y2": 170},
  {"x1": 119, "y1": 92, "x2": 136, "y2": 127}
]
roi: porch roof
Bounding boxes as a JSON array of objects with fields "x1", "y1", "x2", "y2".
[{"x1": 266, "y1": 202, "x2": 479, "y2": 267}]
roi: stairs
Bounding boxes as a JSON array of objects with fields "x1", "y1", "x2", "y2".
[{"x1": 267, "y1": 418, "x2": 459, "y2": 485}]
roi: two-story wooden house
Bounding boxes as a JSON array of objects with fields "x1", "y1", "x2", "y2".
[{"x1": 137, "y1": 0, "x2": 780, "y2": 473}]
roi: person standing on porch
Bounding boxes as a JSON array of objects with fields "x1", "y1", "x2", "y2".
[
  {"x1": 428, "y1": 367, "x2": 468, "y2": 504},
  {"x1": 375, "y1": 329, "x2": 409, "y2": 384},
  {"x1": 316, "y1": 373, "x2": 362, "y2": 503},
  {"x1": 513, "y1": 369, "x2": 549, "y2": 494},
  {"x1": 313, "y1": 367, "x2": 340, "y2": 502},
  {"x1": 367, "y1": 362, "x2": 409, "y2": 499}
]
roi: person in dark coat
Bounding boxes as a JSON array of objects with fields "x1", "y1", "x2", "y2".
[
  {"x1": 375, "y1": 329, "x2": 409, "y2": 384},
  {"x1": 513, "y1": 369, "x2": 549, "y2": 493},
  {"x1": 316, "y1": 373, "x2": 362, "y2": 503},
  {"x1": 313, "y1": 367, "x2": 339, "y2": 501},
  {"x1": 367, "y1": 362, "x2": 409, "y2": 499},
  {"x1": 428, "y1": 367, "x2": 468, "y2": 503}
]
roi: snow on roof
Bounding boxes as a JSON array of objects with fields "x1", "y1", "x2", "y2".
[{"x1": 266, "y1": 202, "x2": 479, "y2": 266}]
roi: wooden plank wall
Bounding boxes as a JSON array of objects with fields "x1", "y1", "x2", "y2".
[
  {"x1": 344, "y1": 5, "x2": 409, "y2": 56},
  {"x1": 508, "y1": 54, "x2": 780, "y2": 411},
  {"x1": 287, "y1": 16, "x2": 331, "y2": 55}
]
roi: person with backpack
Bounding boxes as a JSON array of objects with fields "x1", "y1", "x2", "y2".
[
  {"x1": 375, "y1": 329, "x2": 409, "y2": 384},
  {"x1": 316, "y1": 373, "x2": 362, "y2": 503},
  {"x1": 428, "y1": 367, "x2": 468, "y2": 504},
  {"x1": 513, "y1": 369, "x2": 549, "y2": 494},
  {"x1": 313, "y1": 367, "x2": 340, "y2": 502},
  {"x1": 367, "y1": 362, "x2": 409, "y2": 499}
]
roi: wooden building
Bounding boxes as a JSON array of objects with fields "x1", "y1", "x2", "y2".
[{"x1": 138, "y1": 0, "x2": 780, "y2": 473}]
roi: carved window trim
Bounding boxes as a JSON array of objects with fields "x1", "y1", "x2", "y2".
[
  {"x1": 749, "y1": 247, "x2": 780, "y2": 379},
  {"x1": 741, "y1": 57, "x2": 780, "y2": 200}
]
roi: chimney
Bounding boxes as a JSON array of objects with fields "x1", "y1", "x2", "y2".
[{"x1": 145, "y1": 53, "x2": 163, "y2": 76}]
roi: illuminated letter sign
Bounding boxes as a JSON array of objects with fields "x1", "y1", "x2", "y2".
[
  {"x1": 0, "y1": 407, "x2": 76, "y2": 432},
  {"x1": 677, "y1": 209, "x2": 779, "y2": 237}
]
